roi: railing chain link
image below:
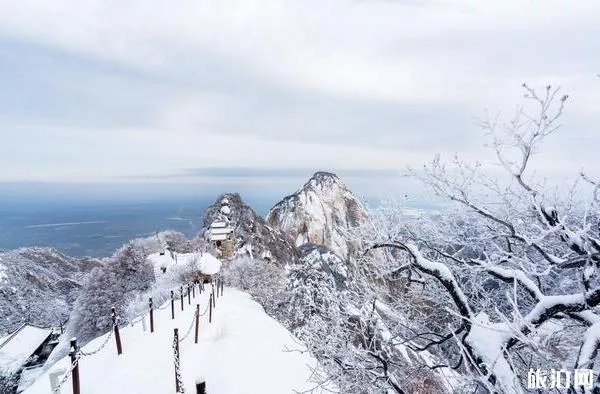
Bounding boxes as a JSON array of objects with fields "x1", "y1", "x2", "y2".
[
  {"x1": 180, "y1": 310, "x2": 198, "y2": 342},
  {"x1": 78, "y1": 325, "x2": 115, "y2": 357},
  {"x1": 52, "y1": 352, "x2": 80, "y2": 393}
]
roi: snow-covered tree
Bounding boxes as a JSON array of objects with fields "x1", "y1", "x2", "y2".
[
  {"x1": 0, "y1": 371, "x2": 19, "y2": 394},
  {"x1": 112, "y1": 242, "x2": 155, "y2": 294},
  {"x1": 221, "y1": 256, "x2": 286, "y2": 316},
  {"x1": 161, "y1": 230, "x2": 194, "y2": 253},
  {"x1": 279, "y1": 243, "x2": 450, "y2": 393},
  {"x1": 356, "y1": 85, "x2": 600, "y2": 393},
  {"x1": 189, "y1": 233, "x2": 208, "y2": 252},
  {"x1": 52, "y1": 241, "x2": 156, "y2": 361},
  {"x1": 283, "y1": 244, "x2": 347, "y2": 331}
]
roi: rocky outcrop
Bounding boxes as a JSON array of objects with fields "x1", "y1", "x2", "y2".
[
  {"x1": 203, "y1": 193, "x2": 299, "y2": 265},
  {"x1": 297, "y1": 243, "x2": 348, "y2": 290},
  {"x1": 266, "y1": 172, "x2": 367, "y2": 260}
]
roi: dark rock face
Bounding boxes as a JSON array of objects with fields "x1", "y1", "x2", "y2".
[
  {"x1": 0, "y1": 248, "x2": 101, "y2": 334},
  {"x1": 203, "y1": 193, "x2": 299, "y2": 265},
  {"x1": 266, "y1": 172, "x2": 367, "y2": 260}
]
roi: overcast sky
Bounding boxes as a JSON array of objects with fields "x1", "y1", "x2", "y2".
[{"x1": 0, "y1": 0, "x2": 598, "y2": 198}]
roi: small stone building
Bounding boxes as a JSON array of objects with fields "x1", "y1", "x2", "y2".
[{"x1": 208, "y1": 221, "x2": 235, "y2": 259}]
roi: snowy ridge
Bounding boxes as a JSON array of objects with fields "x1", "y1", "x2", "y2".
[
  {"x1": 0, "y1": 248, "x2": 100, "y2": 335},
  {"x1": 267, "y1": 171, "x2": 367, "y2": 260}
]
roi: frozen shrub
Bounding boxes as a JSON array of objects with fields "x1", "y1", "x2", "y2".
[{"x1": 221, "y1": 257, "x2": 286, "y2": 316}]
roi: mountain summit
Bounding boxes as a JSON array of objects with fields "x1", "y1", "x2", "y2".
[
  {"x1": 266, "y1": 172, "x2": 367, "y2": 260},
  {"x1": 203, "y1": 193, "x2": 299, "y2": 264}
]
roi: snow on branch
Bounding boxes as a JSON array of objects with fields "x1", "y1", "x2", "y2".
[
  {"x1": 356, "y1": 84, "x2": 600, "y2": 393},
  {"x1": 368, "y1": 241, "x2": 473, "y2": 322}
]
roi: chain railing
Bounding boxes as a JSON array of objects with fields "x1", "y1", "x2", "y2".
[
  {"x1": 198, "y1": 302, "x2": 210, "y2": 317},
  {"x1": 52, "y1": 353, "x2": 80, "y2": 393},
  {"x1": 180, "y1": 309, "x2": 198, "y2": 342},
  {"x1": 49, "y1": 279, "x2": 217, "y2": 394},
  {"x1": 78, "y1": 327, "x2": 114, "y2": 357},
  {"x1": 129, "y1": 315, "x2": 145, "y2": 326}
]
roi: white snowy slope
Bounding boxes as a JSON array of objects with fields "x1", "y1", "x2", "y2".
[
  {"x1": 266, "y1": 171, "x2": 367, "y2": 260},
  {"x1": 24, "y1": 288, "x2": 329, "y2": 394}
]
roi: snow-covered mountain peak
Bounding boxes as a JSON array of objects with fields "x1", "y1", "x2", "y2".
[
  {"x1": 266, "y1": 172, "x2": 367, "y2": 260},
  {"x1": 302, "y1": 171, "x2": 343, "y2": 191},
  {"x1": 203, "y1": 193, "x2": 299, "y2": 265}
]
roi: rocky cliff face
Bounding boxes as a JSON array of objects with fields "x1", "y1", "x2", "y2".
[
  {"x1": 266, "y1": 172, "x2": 367, "y2": 260},
  {"x1": 0, "y1": 248, "x2": 101, "y2": 335},
  {"x1": 203, "y1": 193, "x2": 299, "y2": 265}
]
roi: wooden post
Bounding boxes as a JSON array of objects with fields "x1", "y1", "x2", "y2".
[
  {"x1": 194, "y1": 304, "x2": 200, "y2": 344},
  {"x1": 209, "y1": 294, "x2": 213, "y2": 323},
  {"x1": 220, "y1": 280, "x2": 224, "y2": 296},
  {"x1": 192, "y1": 283, "x2": 196, "y2": 298},
  {"x1": 149, "y1": 298, "x2": 154, "y2": 333},
  {"x1": 70, "y1": 338, "x2": 81, "y2": 394},
  {"x1": 188, "y1": 285, "x2": 191, "y2": 305},
  {"x1": 212, "y1": 285, "x2": 216, "y2": 309},
  {"x1": 173, "y1": 328, "x2": 180, "y2": 393},
  {"x1": 196, "y1": 381, "x2": 206, "y2": 394},
  {"x1": 171, "y1": 290, "x2": 175, "y2": 320},
  {"x1": 112, "y1": 307, "x2": 122, "y2": 355},
  {"x1": 180, "y1": 287, "x2": 184, "y2": 311}
]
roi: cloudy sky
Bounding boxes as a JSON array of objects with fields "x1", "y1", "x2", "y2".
[{"x1": 0, "y1": 0, "x2": 599, "y2": 198}]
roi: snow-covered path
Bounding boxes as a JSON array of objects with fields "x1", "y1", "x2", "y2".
[{"x1": 24, "y1": 287, "x2": 327, "y2": 394}]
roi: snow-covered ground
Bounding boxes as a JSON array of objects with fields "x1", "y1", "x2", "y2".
[
  {"x1": 197, "y1": 253, "x2": 221, "y2": 275},
  {"x1": 24, "y1": 287, "x2": 328, "y2": 394}
]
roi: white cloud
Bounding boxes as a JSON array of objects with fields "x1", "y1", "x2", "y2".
[
  {"x1": 0, "y1": 121, "x2": 430, "y2": 182},
  {"x1": 154, "y1": 94, "x2": 226, "y2": 132},
  {"x1": 0, "y1": 0, "x2": 598, "y2": 187},
  {"x1": 1, "y1": 0, "x2": 598, "y2": 104}
]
